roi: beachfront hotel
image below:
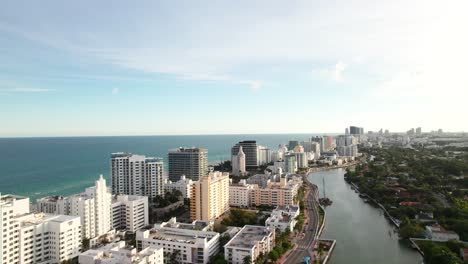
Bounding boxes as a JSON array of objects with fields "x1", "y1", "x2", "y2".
[
  {"x1": 111, "y1": 152, "x2": 164, "y2": 198},
  {"x1": 1, "y1": 194, "x2": 82, "y2": 264},
  {"x1": 168, "y1": 147, "x2": 208, "y2": 182}
]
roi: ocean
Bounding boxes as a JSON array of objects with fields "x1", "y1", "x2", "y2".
[{"x1": 0, "y1": 134, "x2": 315, "y2": 201}]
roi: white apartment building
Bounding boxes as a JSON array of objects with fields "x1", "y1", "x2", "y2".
[
  {"x1": 79, "y1": 241, "x2": 163, "y2": 264},
  {"x1": 111, "y1": 195, "x2": 149, "y2": 233},
  {"x1": 1, "y1": 194, "x2": 82, "y2": 264},
  {"x1": 224, "y1": 225, "x2": 275, "y2": 264},
  {"x1": 190, "y1": 171, "x2": 230, "y2": 222},
  {"x1": 163, "y1": 175, "x2": 194, "y2": 199},
  {"x1": 265, "y1": 205, "x2": 300, "y2": 232},
  {"x1": 231, "y1": 146, "x2": 246, "y2": 177},
  {"x1": 257, "y1": 146, "x2": 271, "y2": 165},
  {"x1": 136, "y1": 218, "x2": 220, "y2": 264},
  {"x1": 294, "y1": 152, "x2": 308, "y2": 169},
  {"x1": 229, "y1": 180, "x2": 254, "y2": 208},
  {"x1": 36, "y1": 175, "x2": 112, "y2": 240},
  {"x1": 111, "y1": 153, "x2": 164, "y2": 198}
]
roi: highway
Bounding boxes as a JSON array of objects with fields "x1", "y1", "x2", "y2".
[{"x1": 284, "y1": 174, "x2": 320, "y2": 264}]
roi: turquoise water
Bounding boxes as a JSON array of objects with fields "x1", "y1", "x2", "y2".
[
  {"x1": 309, "y1": 169, "x2": 422, "y2": 264},
  {"x1": 0, "y1": 134, "x2": 314, "y2": 200}
]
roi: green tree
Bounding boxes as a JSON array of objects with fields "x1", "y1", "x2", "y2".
[{"x1": 243, "y1": 255, "x2": 252, "y2": 264}]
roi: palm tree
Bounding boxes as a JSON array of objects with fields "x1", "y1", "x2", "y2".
[{"x1": 243, "y1": 255, "x2": 251, "y2": 264}]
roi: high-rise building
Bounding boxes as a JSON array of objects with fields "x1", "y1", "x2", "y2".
[
  {"x1": 190, "y1": 171, "x2": 230, "y2": 222},
  {"x1": 311, "y1": 136, "x2": 325, "y2": 153},
  {"x1": 231, "y1": 146, "x2": 246, "y2": 176},
  {"x1": 37, "y1": 176, "x2": 112, "y2": 239},
  {"x1": 294, "y1": 152, "x2": 308, "y2": 168},
  {"x1": 1, "y1": 194, "x2": 82, "y2": 264},
  {"x1": 258, "y1": 146, "x2": 272, "y2": 165},
  {"x1": 323, "y1": 135, "x2": 335, "y2": 151},
  {"x1": 293, "y1": 144, "x2": 304, "y2": 153},
  {"x1": 350, "y1": 126, "x2": 364, "y2": 135},
  {"x1": 111, "y1": 153, "x2": 164, "y2": 197},
  {"x1": 231, "y1": 141, "x2": 259, "y2": 169},
  {"x1": 345, "y1": 128, "x2": 350, "y2": 135},
  {"x1": 111, "y1": 195, "x2": 149, "y2": 233},
  {"x1": 168, "y1": 147, "x2": 208, "y2": 182},
  {"x1": 288, "y1": 140, "x2": 299, "y2": 151},
  {"x1": 416, "y1": 127, "x2": 422, "y2": 135},
  {"x1": 284, "y1": 153, "x2": 297, "y2": 174}
]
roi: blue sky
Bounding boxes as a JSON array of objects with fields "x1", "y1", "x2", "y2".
[{"x1": 1, "y1": 0, "x2": 467, "y2": 137}]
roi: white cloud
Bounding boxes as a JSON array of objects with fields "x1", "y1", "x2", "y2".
[
  {"x1": 238, "y1": 80, "x2": 263, "y2": 91},
  {"x1": 312, "y1": 61, "x2": 347, "y2": 82},
  {"x1": 111, "y1": 87, "x2": 119, "y2": 95}
]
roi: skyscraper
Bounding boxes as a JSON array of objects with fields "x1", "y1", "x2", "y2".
[
  {"x1": 232, "y1": 146, "x2": 246, "y2": 176},
  {"x1": 168, "y1": 147, "x2": 208, "y2": 181},
  {"x1": 258, "y1": 146, "x2": 272, "y2": 165},
  {"x1": 111, "y1": 153, "x2": 164, "y2": 197},
  {"x1": 288, "y1": 140, "x2": 299, "y2": 151},
  {"x1": 311, "y1": 136, "x2": 325, "y2": 153},
  {"x1": 231, "y1": 141, "x2": 259, "y2": 169},
  {"x1": 416, "y1": 127, "x2": 422, "y2": 135},
  {"x1": 350, "y1": 126, "x2": 364, "y2": 135},
  {"x1": 190, "y1": 171, "x2": 230, "y2": 221}
]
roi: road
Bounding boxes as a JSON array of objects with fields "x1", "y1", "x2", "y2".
[{"x1": 284, "y1": 174, "x2": 320, "y2": 264}]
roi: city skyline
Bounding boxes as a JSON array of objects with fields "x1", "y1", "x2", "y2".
[{"x1": 1, "y1": 0, "x2": 468, "y2": 137}]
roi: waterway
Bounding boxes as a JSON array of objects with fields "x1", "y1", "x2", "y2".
[{"x1": 308, "y1": 169, "x2": 423, "y2": 264}]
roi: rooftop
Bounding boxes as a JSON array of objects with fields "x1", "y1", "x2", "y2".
[{"x1": 225, "y1": 225, "x2": 273, "y2": 249}]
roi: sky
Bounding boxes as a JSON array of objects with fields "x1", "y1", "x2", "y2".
[{"x1": 1, "y1": 0, "x2": 467, "y2": 137}]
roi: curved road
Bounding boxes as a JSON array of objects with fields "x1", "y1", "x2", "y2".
[{"x1": 284, "y1": 174, "x2": 320, "y2": 264}]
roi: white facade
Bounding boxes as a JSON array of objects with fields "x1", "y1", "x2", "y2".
[
  {"x1": 136, "y1": 218, "x2": 220, "y2": 264},
  {"x1": 111, "y1": 195, "x2": 149, "y2": 232},
  {"x1": 36, "y1": 175, "x2": 112, "y2": 239},
  {"x1": 257, "y1": 146, "x2": 272, "y2": 165},
  {"x1": 294, "y1": 152, "x2": 308, "y2": 169},
  {"x1": 250, "y1": 177, "x2": 302, "y2": 207},
  {"x1": 1, "y1": 194, "x2": 82, "y2": 264},
  {"x1": 164, "y1": 175, "x2": 194, "y2": 199},
  {"x1": 111, "y1": 153, "x2": 164, "y2": 197},
  {"x1": 224, "y1": 225, "x2": 275, "y2": 264},
  {"x1": 265, "y1": 205, "x2": 300, "y2": 232},
  {"x1": 79, "y1": 241, "x2": 163, "y2": 264},
  {"x1": 231, "y1": 146, "x2": 246, "y2": 176},
  {"x1": 229, "y1": 180, "x2": 254, "y2": 207}
]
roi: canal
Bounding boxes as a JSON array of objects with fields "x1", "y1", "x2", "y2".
[{"x1": 308, "y1": 168, "x2": 423, "y2": 264}]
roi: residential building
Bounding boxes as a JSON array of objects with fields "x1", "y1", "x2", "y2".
[
  {"x1": 287, "y1": 140, "x2": 299, "y2": 151},
  {"x1": 224, "y1": 225, "x2": 275, "y2": 264},
  {"x1": 311, "y1": 136, "x2": 325, "y2": 153},
  {"x1": 350, "y1": 126, "x2": 364, "y2": 135},
  {"x1": 136, "y1": 218, "x2": 220, "y2": 264},
  {"x1": 246, "y1": 173, "x2": 278, "y2": 188},
  {"x1": 231, "y1": 146, "x2": 246, "y2": 177},
  {"x1": 257, "y1": 146, "x2": 272, "y2": 165},
  {"x1": 284, "y1": 153, "x2": 297, "y2": 174},
  {"x1": 231, "y1": 141, "x2": 259, "y2": 169},
  {"x1": 250, "y1": 177, "x2": 302, "y2": 207},
  {"x1": 229, "y1": 180, "x2": 254, "y2": 208},
  {"x1": 265, "y1": 205, "x2": 300, "y2": 232},
  {"x1": 163, "y1": 175, "x2": 194, "y2": 199},
  {"x1": 336, "y1": 135, "x2": 359, "y2": 157},
  {"x1": 190, "y1": 171, "x2": 230, "y2": 221},
  {"x1": 111, "y1": 195, "x2": 149, "y2": 233},
  {"x1": 294, "y1": 152, "x2": 308, "y2": 169},
  {"x1": 111, "y1": 152, "x2": 164, "y2": 197},
  {"x1": 36, "y1": 175, "x2": 112, "y2": 239},
  {"x1": 293, "y1": 144, "x2": 304, "y2": 153},
  {"x1": 168, "y1": 147, "x2": 208, "y2": 182},
  {"x1": 425, "y1": 224, "x2": 460, "y2": 241},
  {"x1": 79, "y1": 241, "x2": 163, "y2": 264},
  {"x1": 1, "y1": 194, "x2": 82, "y2": 264}
]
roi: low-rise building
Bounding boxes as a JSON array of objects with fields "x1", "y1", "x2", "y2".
[
  {"x1": 265, "y1": 205, "x2": 300, "y2": 232},
  {"x1": 79, "y1": 241, "x2": 163, "y2": 264},
  {"x1": 229, "y1": 180, "x2": 254, "y2": 208},
  {"x1": 163, "y1": 175, "x2": 194, "y2": 199},
  {"x1": 224, "y1": 225, "x2": 275, "y2": 264},
  {"x1": 425, "y1": 224, "x2": 460, "y2": 241},
  {"x1": 250, "y1": 177, "x2": 302, "y2": 207},
  {"x1": 136, "y1": 218, "x2": 219, "y2": 264},
  {"x1": 111, "y1": 195, "x2": 149, "y2": 232}
]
